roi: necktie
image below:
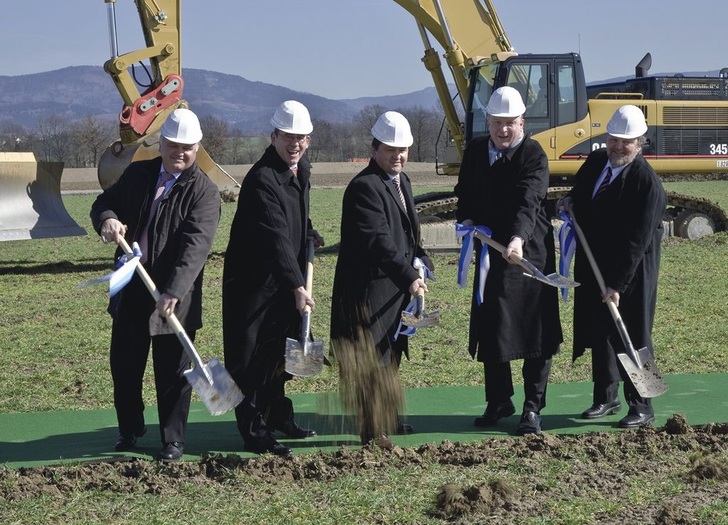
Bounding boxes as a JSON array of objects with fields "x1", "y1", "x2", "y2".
[
  {"x1": 138, "y1": 171, "x2": 174, "y2": 263},
  {"x1": 393, "y1": 175, "x2": 407, "y2": 211},
  {"x1": 593, "y1": 167, "x2": 613, "y2": 200}
]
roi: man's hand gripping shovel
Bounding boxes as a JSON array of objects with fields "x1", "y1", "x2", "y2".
[
  {"x1": 567, "y1": 214, "x2": 668, "y2": 398},
  {"x1": 401, "y1": 258, "x2": 440, "y2": 328},
  {"x1": 473, "y1": 230, "x2": 579, "y2": 289},
  {"x1": 117, "y1": 238, "x2": 244, "y2": 415},
  {"x1": 285, "y1": 238, "x2": 325, "y2": 377}
]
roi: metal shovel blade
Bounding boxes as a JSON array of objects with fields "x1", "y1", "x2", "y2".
[
  {"x1": 401, "y1": 309, "x2": 441, "y2": 328},
  {"x1": 518, "y1": 258, "x2": 580, "y2": 289},
  {"x1": 285, "y1": 337, "x2": 325, "y2": 377},
  {"x1": 183, "y1": 357, "x2": 244, "y2": 416},
  {"x1": 617, "y1": 348, "x2": 669, "y2": 398}
]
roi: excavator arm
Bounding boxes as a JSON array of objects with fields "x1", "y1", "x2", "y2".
[
  {"x1": 391, "y1": 0, "x2": 516, "y2": 172},
  {"x1": 98, "y1": 0, "x2": 237, "y2": 191},
  {"x1": 103, "y1": 0, "x2": 184, "y2": 144}
]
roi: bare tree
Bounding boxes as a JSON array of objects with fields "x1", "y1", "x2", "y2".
[
  {"x1": 70, "y1": 116, "x2": 117, "y2": 167},
  {"x1": 35, "y1": 114, "x2": 74, "y2": 163},
  {"x1": 403, "y1": 106, "x2": 440, "y2": 162},
  {"x1": 0, "y1": 121, "x2": 31, "y2": 152},
  {"x1": 200, "y1": 115, "x2": 230, "y2": 163}
]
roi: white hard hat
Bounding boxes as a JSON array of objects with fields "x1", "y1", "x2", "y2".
[
  {"x1": 160, "y1": 108, "x2": 203, "y2": 144},
  {"x1": 371, "y1": 111, "x2": 413, "y2": 147},
  {"x1": 485, "y1": 86, "x2": 526, "y2": 117},
  {"x1": 606, "y1": 104, "x2": 648, "y2": 139},
  {"x1": 270, "y1": 100, "x2": 313, "y2": 134}
]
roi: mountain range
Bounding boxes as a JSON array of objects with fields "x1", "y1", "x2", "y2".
[{"x1": 0, "y1": 66, "x2": 444, "y2": 134}]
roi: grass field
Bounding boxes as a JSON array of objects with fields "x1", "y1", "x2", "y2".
[{"x1": 1, "y1": 181, "x2": 727, "y2": 524}]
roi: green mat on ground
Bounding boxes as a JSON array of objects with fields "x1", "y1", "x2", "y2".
[{"x1": 1, "y1": 373, "x2": 725, "y2": 468}]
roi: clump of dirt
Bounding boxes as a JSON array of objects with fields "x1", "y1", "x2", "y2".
[
  {"x1": 332, "y1": 325, "x2": 403, "y2": 444},
  {"x1": 665, "y1": 412, "x2": 692, "y2": 434},
  {"x1": 433, "y1": 479, "x2": 515, "y2": 520}
]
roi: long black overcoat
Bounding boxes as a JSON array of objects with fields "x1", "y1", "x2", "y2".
[
  {"x1": 330, "y1": 159, "x2": 427, "y2": 359},
  {"x1": 90, "y1": 157, "x2": 221, "y2": 334},
  {"x1": 455, "y1": 135, "x2": 562, "y2": 363},
  {"x1": 222, "y1": 146, "x2": 310, "y2": 383},
  {"x1": 568, "y1": 149, "x2": 666, "y2": 360}
]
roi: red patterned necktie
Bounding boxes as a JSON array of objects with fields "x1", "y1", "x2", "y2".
[
  {"x1": 393, "y1": 175, "x2": 407, "y2": 211},
  {"x1": 138, "y1": 171, "x2": 174, "y2": 263},
  {"x1": 593, "y1": 167, "x2": 613, "y2": 200}
]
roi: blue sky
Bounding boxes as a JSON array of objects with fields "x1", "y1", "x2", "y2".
[{"x1": 2, "y1": 1, "x2": 726, "y2": 100}]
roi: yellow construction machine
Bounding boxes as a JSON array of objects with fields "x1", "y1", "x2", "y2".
[{"x1": 394, "y1": 0, "x2": 728, "y2": 244}]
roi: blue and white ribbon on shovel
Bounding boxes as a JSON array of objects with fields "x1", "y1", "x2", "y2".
[
  {"x1": 455, "y1": 223, "x2": 492, "y2": 305},
  {"x1": 558, "y1": 211, "x2": 576, "y2": 301},
  {"x1": 393, "y1": 256, "x2": 436, "y2": 341},
  {"x1": 78, "y1": 242, "x2": 142, "y2": 297}
]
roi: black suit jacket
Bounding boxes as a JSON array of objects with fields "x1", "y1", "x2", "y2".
[
  {"x1": 568, "y1": 149, "x2": 666, "y2": 359},
  {"x1": 330, "y1": 158, "x2": 427, "y2": 359}
]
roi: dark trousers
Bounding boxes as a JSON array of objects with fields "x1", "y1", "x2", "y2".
[
  {"x1": 591, "y1": 337, "x2": 652, "y2": 415},
  {"x1": 484, "y1": 356, "x2": 551, "y2": 413},
  {"x1": 110, "y1": 279, "x2": 192, "y2": 444}
]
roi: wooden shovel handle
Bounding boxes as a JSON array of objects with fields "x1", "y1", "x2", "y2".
[
  {"x1": 117, "y1": 237, "x2": 206, "y2": 370},
  {"x1": 568, "y1": 216, "x2": 638, "y2": 355},
  {"x1": 303, "y1": 237, "x2": 315, "y2": 314}
]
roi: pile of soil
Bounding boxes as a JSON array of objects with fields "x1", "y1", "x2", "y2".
[{"x1": 3, "y1": 415, "x2": 728, "y2": 523}]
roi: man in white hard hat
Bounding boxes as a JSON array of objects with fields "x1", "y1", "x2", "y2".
[
  {"x1": 91, "y1": 107, "x2": 221, "y2": 461},
  {"x1": 223, "y1": 100, "x2": 324, "y2": 457},
  {"x1": 330, "y1": 111, "x2": 433, "y2": 448},
  {"x1": 455, "y1": 86, "x2": 563, "y2": 436},
  {"x1": 559, "y1": 104, "x2": 666, "y2": 429}
]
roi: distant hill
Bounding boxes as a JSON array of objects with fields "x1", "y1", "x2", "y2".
[{"x1": 0, "y1": 66, "x2": 447, "y2": 133}]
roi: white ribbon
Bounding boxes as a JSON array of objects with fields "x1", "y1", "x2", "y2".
[
  {"x1": 558, "y1": 211, "x2": 576, "y2": 301},
  {"x1": 456, "y1": 223, "x2": 492, "y2": 305},
  {"x1": 78, "y1": 242, "x2": 142, "y2": 297}
]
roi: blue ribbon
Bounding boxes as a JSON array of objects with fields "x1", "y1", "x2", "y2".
[
  {"x1": 393, "y1": 256, "x2": 436, "y2": 340},
  {"x1": 455, "y1": 223, "x2": 492, "y2": 305},
  {"x1": 558, "y1": 211, "x2": 576, "y2": 301},
  {"x1": 78, "y1": 242, "x2": 142, "y2": 297}
]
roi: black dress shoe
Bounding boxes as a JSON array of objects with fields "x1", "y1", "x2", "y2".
[
  {"x1": 618, "y1": 412, "x2": 655, "y2": 429},
  {"x1": 474, "y1": 400, "x2": 516, "y2": 427},
  {"x1": 245, "y1": 434, "x2": 293, "y2": 457},
  {"x1": 157, "y1": 442, "x2": 184, "y2": 462},
  {"x1": 114, "y1": 426, "x2": 147, "y2": 451},
  {"x1": 516, "y1": 411, "x2": 542, "y2": 435},
  {"x1": 396, "y1": 421, "x2": 414, "y2": 435},
  {"x1": 580, "y1": 400, "x2": 621, "y2": 419},
  {"x1": 276, "y1": 420, "x2": 317, "y2": 439}
]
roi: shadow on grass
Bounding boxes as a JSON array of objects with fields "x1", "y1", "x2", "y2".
[{"x1": 0, "y1": 258, "x2": 112, "y2": 275}]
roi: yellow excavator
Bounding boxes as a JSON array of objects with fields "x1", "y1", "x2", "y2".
[
  {"x1": 2, "y1": 0, "x2": 726, "y2": 244},
  {"x1": 392, "y1": 0, "x2": 728, "y2": 244}
]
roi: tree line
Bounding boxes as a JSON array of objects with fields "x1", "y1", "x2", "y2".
[{"x1": 0, "y1": 104, "x2": 449, "y2": 168}]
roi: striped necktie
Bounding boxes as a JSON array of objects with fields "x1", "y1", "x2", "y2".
[
  {"x1": 393, "y1": 174, "x2": 407, "y2": 211},
  {"x1": 138, "y1": 171, "x2": 174, "y2": 263},
  {"x1": 593, "y1": 167, "x2": 613, "y2": 200}
]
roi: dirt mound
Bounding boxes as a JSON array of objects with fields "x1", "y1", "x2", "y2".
[{"x1": 3, "y1": 416, "x2": 728, "y2": 522}]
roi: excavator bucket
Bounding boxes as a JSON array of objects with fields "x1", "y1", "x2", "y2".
[{"x1": 0, "y1": 152, "x2": 86, "y2": 241}]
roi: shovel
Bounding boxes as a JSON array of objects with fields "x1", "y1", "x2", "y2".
[
  {"x1": 568, "y1": 216, "x2": 668, "y2": 398},
  {"x1": 117, "y1": 238, "x2": 244, "y2": 416},
  {"x1": 401, "y1": 258, "x2": 440, "y2": 328},
  {"x1": 285, "y1": 238, "x2": 325, "y2": 377},
  {"x1": 473, "y1": 230, "x2": 580, "y2": 289}
]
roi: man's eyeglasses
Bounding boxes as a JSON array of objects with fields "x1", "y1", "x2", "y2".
[{"x1": 276, "y1": 132, "x2": 310, "y2": 144}]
